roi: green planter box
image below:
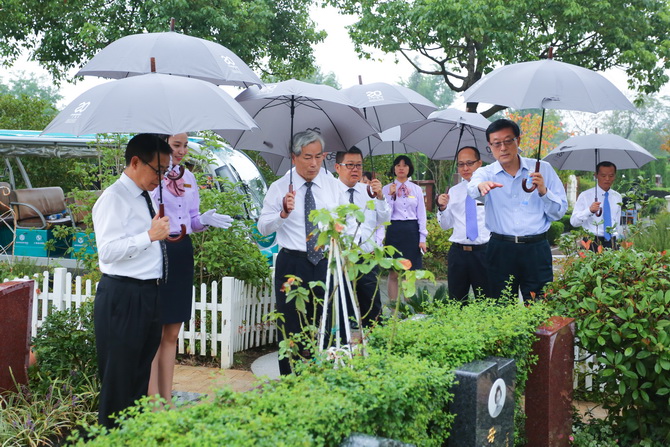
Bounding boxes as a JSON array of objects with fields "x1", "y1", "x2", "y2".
[
  {"x1": 0, "y1": 226, "x2": 14, "y2": 250},
  {"x1": 14, "y1": 228, "x2": 67, "y2": 257},
  {"x1": 71, "y1": 231, "x2": 96, "y2": 257}
]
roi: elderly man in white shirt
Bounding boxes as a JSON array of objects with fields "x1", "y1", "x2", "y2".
[
  {"x1": 570, "y1": 161, "x2": 622, "y2": 250},
  {"x1": 92, "y1": 133, "x2": 171, "y2": 428},
  {"x1": 334, "y1": 147, "x2": 390, "y2": 327},
  {"x1": 258, "y1": 129, "x2": 341, "y2": 375},
  {"x1": 437, "y1": 146, "x2": 491, "y2": 301}
]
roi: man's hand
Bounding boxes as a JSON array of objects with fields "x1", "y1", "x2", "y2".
[
  {"x1": 478, "y1": 181, "x2": 503, "y2": 196},
  {"x1": 437, "y1": 193, "x2": 450, "y2": 211},
  {"x1": 369, "y1": 179, "x2": 384, "y2": 199},
  {"x1": 529, "y1": 172, "x2": 547, "y2": 196},
  {"x1": 589, "y1": 201, "x2": 602, "y2": 214},
  {"x1": 148, "y1": 215, "x2": 170, "y2": 241},
  {"x1": 280, "y1": 191, "x2": 295, "y2": 218}
]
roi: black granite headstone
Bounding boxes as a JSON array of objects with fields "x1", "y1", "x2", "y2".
[{"x1": 448, "y1": 356, "x2": 516, "y2": 447}]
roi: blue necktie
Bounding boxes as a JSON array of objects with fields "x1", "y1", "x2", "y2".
[
  {"x1": 465, "y1": 194, "x2": 478, "y2": 241},
  {"x1": 603, "y1": 190, "x2": 611, "y2": 241},
  {"x1": 304, "y1": 182, "x2": 323, "y2": 265}
]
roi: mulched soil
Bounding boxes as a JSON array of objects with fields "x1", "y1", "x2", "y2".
[{"x1": 176, "y1": 343, "x2": 278, "y2": 371}]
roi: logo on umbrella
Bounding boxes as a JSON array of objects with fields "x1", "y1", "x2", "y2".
[
  {"x1": 66, "y1": 101, "x2": 92, "y2": 124},
  {"x1": 221, "y1": 55, "x2": 242, "y2": 74},
  {"x1": 366, "y1": 90, "x2": 384, "y2": 102}
]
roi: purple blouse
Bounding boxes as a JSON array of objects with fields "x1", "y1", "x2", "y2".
[
  {"x1": 151, "y1": 168, "x2": 206, "y2": 235},
  {"x1": 382, "y1": 179, "x2": 427, "y2": 243}
]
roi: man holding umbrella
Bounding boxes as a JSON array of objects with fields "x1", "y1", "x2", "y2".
[
  {"x1": 258, "y1": 129, "x2": 341, "y2": 375},
  {"x1": 92, "y1": 133, "x2": 171, "y2": 427},
  {"x1": 468, "y1": 119, "x2": 567, "y2": 301},
  {"x1": 570, "y1": 161, "x2": 621, "y2": 250}
]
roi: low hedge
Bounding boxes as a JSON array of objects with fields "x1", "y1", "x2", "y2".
[{"x1": 75, "y1": 300, "x2": 549, "y2": 446}]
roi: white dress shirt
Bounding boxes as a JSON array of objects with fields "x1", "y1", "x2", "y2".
[
  {"x1": 257, "y1": 169, "x2": 342, "y2": 252},
  {"x1": 437, "y1": 180, "x2": 490, "y2": 245},
  {"x1": 338, "y1": 180, "x2": 391, "y2": 253},
  {"x1": 570, "y1": 186, "x2": 622, "y2": 238},
  {"x1": 92, "y1": 173, "x2": 163, "y2": 279}
]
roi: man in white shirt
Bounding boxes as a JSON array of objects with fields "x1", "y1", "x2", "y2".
[
  {"x1": 570, "y1": 161, "x2": 621, "y2": 250},
  {"x1": 334, "y1": 147, "x2": 390, "y2": 326},
  {"x1": 92, "y1": 133, "x2": 171, "y2": 428},
  {"x1": 437, "y1": 146, "x2": 491, "y2": 301},
  {"x1": 258, "y1": 129, "x2": 341, "y2": 375}
]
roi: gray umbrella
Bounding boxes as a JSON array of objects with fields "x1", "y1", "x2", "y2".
[
  {"x1": 353, "y1": 126, "x2": 417, "y2": 157},
  {"x1": 398, "y1": 108, "x2": 495, "y2": 163},
  {"x1": 543, "y1": 133, "x2": 656, "y2": 171},
  {"x1": 462, "y1": 51, "x2": 636, "y2": 191},
  {"x1": 42, "y1": 73, "x2": 258, "y2": 136},
  {"x1": 217, "y1": 79, "x2": 377, "y2": 192},
  {"x1": 77, "y1": 29, "x2": 262, "y2": 87}
]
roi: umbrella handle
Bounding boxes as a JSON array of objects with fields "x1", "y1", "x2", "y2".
[
  {"x1": 165, "y1": 164, "x2": 185, "y2": 181},
  {"x1": 595, "y1": 208, "x2": 603, "y2": 217},
  {"x1": 366, "y1": 173, "x2": 377, "y2": 198},
  {"x1": 282, "y1": 183, "x2": 294, "y2": 215},
  {"x1": 160, "y1": 203, "x2": 186, "y2": 242},
  {"x1": 521, "y1": 161, "x2": 540, "y2": 193}
]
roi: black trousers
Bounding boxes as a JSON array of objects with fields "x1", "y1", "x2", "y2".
[
  {"x1": 274, "y1": 249, "x2": 327, "y2": 375},
  {"x1": 586, "y1": 236, "x2": 617, "y2": 251},
  {"x1": 486, "y1": 238, "x2": 553, "y2": 302},
  {"x1": 94, "y1": 275, "x2": 162, "y2": 428},
  {"x1": 447, "y1": 243, "x2": 489, "y2": 301},
  {"x1": 343, "y1": 265, "x2": 382, "y2": 328}
]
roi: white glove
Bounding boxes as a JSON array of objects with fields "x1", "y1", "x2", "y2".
[{"x1": 199, "y1": 209, "x2": 233, "y2": 229}]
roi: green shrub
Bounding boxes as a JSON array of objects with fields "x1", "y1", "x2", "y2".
[
  {"x1": 424, "y1": 213, "x2": 451, "y2": 279},
  {"x1": 628, "y1": 212, "x2": 670, "y2": 252},
  {"x1": 559, "y1": 212, "x2": 575, "y2": 232},
  {"x1": 547, "y1": 249, "x2": 670, "y2": 444},
  {"x1": 548, "y1": 220, "x2": 565, "y2": 245},
  {"x1": 30, "y1": 300, "x2": 98, "y2": 397},
  {"x1": 73, "y1": 352, "x2": 454, "y2": 446}
]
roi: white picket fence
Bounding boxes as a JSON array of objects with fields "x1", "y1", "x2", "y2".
[{"x1": 11, "y1": 268, "x2": 276, "y2": 368}]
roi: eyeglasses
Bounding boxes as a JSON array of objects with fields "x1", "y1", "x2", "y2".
[
  {"x1": 456, "y1": 160, "x2": 480, "y2": 169},
  {"x1": 142, "y1": 160, "x2": 169, "y2": 177},
  {"x1": 338, "y1": 163, "x2": 363, "y2": 170},
  {"x1": 488, "y1": 137, "x2": 518, "y2": 149}
]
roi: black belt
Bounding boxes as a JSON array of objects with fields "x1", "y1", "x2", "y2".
[
  {"x1": 280, "y1": 248, "x2": 308, "y2": 258},
  {"x1": 103, "y1": 274, "x2": 160, "y2": 286},
  {"x1": 452, "y1": 242, "x2": 488, "y2": 252},
  {"x1": 490, "y1": 232, "x2": 547, "y2": 244}
]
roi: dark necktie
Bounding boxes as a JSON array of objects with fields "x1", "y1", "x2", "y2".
[
  {"x1": 141, "y1": 191, "x2": 168, "y2": 282},
  {"x1": 304, "y1": 182, "x2": 323, "y2": 265},
  {"x1": 348, "y1": 187, "x2": 355, "y2": 204},
  {"x1": 603, "y1": 190, "x2": 611, "y2": 241},
  {"x1": 465, "y1": 194, "x2": 478, "y2": 241}
]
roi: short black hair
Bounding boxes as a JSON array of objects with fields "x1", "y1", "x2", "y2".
[
  {"x1": 596, "y1": 161, "x2": 617, "y2": 174},
  {"x1": 486, "y1": 119, "x2": 521, "y2": 142},
  {"x1": 125, "y1": 133, "x2": 172, "y2": 166},
  {"x1": 456, "y1": 146, "x2": 481, "y2": 161},
  {"x1": 390, "y1": 155, "x2": 414, "y2": 178},
  {"x1": 336, "y1": 146, "x2": 364, "y2": 164},
  {"x1": 363, "y1": 171, "x2": 373, "y2": 180}
]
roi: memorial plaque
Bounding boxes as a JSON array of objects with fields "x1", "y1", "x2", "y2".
[
  {"x1": 525, "y1": 316, "x2": 575, "y2": 447},
  {"x1": 0, "y1": 280, "x2": 34, "y2": 393},
  {"x1": 448, "y1": 356, "x2": 516, "y2": 446}
]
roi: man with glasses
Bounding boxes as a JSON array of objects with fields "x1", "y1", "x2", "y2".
[
  {"x1": 468, "y1": 119, "x2": 567, "y2": 301},
  {"x1": 334, "y1": 147, "x2": 390, "y2": 327},
  {"x1": 437, "y1": 146, "x2": 490, "y2": 301},
  {"x1": 92, "y1": 133, "x2": 171, "y2": 427},
  {"x1": 258, "y1": 129, "x2": 342, "y2": 375}
]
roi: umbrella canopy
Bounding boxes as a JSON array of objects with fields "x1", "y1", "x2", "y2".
[
  {"x1": 353, "y1": 126, "x2": 418, "y2": 157},
  {"x1": 217, "y1": 79, "x2": 377, "y2": 157},
  {"x1": 543, "y1": 133, "x2": 657, "y2": 171},
  {"x1": 462, "y1": 58, "x2": 636, "y2": 113},
  {"x1": 398, "y1": 108, "x2": 495, "y2": 163},
  {"x1": 341, "y1": 82, "x2": 437, "y2": 132},
  {"x1": 260, "y1": 152, "x2": 337, "y2": 176},
  {"x1": 77, "y1": 31, "x2": 263, "y2": 87},
  {"x1": 42, "y1": 73, "x2": 258, "y2": 136}
]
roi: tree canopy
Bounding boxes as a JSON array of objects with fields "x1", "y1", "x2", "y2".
[
  {"x1": 327, "y1": 0, "x2": 670, "y2": 115},
  {"x1": 0, "y1": 0, "x2": 325, "y2": 81}
]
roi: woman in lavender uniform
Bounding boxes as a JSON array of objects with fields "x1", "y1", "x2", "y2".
[
  {"x1": 381, "y1": 155, "x2": 428, "y2": 302},
  {"x1": 148, "y1": 133, "x2": 233, "y2": 404}
]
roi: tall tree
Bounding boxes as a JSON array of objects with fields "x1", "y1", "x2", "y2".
[
  {"x1": 327, "y1": 0, "x2": 670, "y2": 116},
  {"x1": 0, "y1": 0, "x2": 325, "y2": 81},
  {"x1": 399, "y1": 70, "x2": 455, "y2": 109}
]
